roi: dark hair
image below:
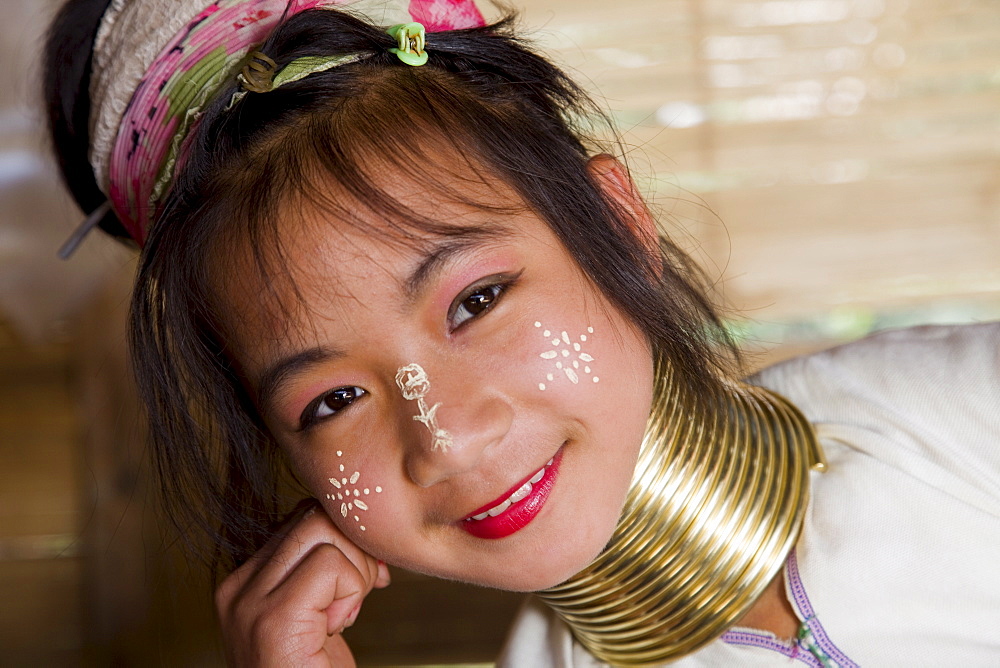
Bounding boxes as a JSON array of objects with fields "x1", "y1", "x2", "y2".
[
  {"x1": 45, "y1": 2, "x2": 740, "y2": 572},
  {"x1": 44, "y1": 0, "x2": 133, "y2": 241}
]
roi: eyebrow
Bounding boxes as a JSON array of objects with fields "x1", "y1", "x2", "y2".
[
  {"x1": 403, "y1": 223, "x2": 511, "y2": 301},
  {"x1": 255, "y1": 346, "x2": 345, "y2": 417},
  {"x1": 255, "y1": 222, "x2": 513, "y2": 417}
]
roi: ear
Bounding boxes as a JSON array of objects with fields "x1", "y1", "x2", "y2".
[{"x1": 586, "y1": 154, "x2": 659, "y2": 254}]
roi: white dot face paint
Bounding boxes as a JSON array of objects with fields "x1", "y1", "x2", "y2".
[
  {"x1": 395, "y1": 363, "x2": 453, "y2": 452},
  {"x1": 534, "y1": 324, "x2": 599, "y2": 390},
  {"x1": 327, "y1": 451, "x2": 381, "y2": 532}
]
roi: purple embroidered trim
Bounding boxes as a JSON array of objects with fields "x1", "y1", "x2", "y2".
[
  {"x1": 785, "y1": 551, "x2": 859, "y2": 668},
  {"x1": 720, "y1": 629, "x2": 822, "y2": 667},
  {"x1": 720, "y1": 549, "x2": 859, "y2": 668}
]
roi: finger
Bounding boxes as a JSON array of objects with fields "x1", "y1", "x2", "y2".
[
  {"x1": 235, "y1": 543, "x2": 367, "y2": 664},
  {"x1": 375, "y1": 560, "x2": 391, "y2": 589},
  {"x1": 324, "y1": 635, "x2": 356, "y2": 668},
  {"x1": 266, "y1": 541, "x2": 368, "y2": 636},
  {"x1": 250, "y1": 499, "x2": 321, "y2": 569},
  {"x1": 254, "y1": 506, "x2": 379, "y2": 596},
  {"x1": 216, "y1": 500, "x2": 320, "y2": 608}
]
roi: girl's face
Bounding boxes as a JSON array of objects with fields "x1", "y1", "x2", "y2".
[{"x1": 216, "y1": 158, "x2": 654, "y2": 590}]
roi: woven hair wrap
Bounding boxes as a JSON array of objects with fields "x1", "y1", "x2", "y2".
[{"x1": 89, "y1": 0, "x2": 485, "y2": 245}]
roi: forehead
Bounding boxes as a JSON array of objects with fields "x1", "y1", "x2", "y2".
[
  {"x1": 209, "y1": 153, "x2": 556, "y2": 361},
  {"x1": 270, "y1": 159, "x2": 531, "y2": 294}
]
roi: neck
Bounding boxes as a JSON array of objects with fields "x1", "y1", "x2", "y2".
[{"x1": 538, "y1": 360, "x2": 826, "y2": 664}]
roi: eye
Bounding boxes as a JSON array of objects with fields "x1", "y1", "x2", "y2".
[
  {"x1": 300, "y1": 386, "x2": 366, "y2": 430},
  {"x1": 451, "y1": 283, "x2": 504, "y2": 329}
]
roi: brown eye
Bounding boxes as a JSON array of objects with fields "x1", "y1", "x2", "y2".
[
  {"x1": 452, "y1": 284, "x2": 503, "y2": 328},
  {"x1": 311, "y1": 386, "x2": 366, "y2": 422},
  {"x1": 299, "y1": 386, "x2": 367, "y2": 431},
  {"x1": 465, "y1": 289, "x2": 496, "y2": 313}
]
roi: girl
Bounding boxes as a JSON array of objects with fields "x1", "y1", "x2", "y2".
[{"x1": 44, "y1": 0, "x2": 1000, "y2": 666}]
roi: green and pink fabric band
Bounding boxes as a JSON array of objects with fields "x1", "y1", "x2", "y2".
[{"x1": 91, "y1": 0, "x2": 485, "y2": 245}]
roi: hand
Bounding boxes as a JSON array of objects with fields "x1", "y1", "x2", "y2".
[{"x1": 215, "y1": 501, "x2": 391, "y2": 667}]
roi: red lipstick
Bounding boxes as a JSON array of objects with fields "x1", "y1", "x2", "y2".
[{"x1": 460, "y1": 449, "x2": 563, "y2": 539}]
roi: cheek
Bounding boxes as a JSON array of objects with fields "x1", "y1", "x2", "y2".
[
  {"x1": 530, "y1": 321, "x2": 601, "y2": 392},
  {"x1": 318, "y1": 449, "x2": 388, "y2": 535}
]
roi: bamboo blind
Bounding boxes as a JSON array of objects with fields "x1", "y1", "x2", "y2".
[{"x1": 519, "y1": 0, "x2": 1000, "y2": 345}]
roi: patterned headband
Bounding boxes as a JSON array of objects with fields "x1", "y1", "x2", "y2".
[{"x1": 86, "y1": 0, "x2": 485, "y2": 247}]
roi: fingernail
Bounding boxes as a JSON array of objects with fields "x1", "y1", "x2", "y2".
[
  {"x1": 377, "y1": 559, "x2": 386, "y2": 567},
  {"x1": 345, "y1": 602, "x2": 362, "y2": 627}
]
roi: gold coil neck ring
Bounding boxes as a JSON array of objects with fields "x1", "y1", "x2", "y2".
[{"x1": 538, "y1": 361, "x2": 825, "y2": 664}]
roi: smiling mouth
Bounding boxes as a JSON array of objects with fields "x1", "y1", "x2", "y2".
[
  {"x1": 468, "y1": 457, "x2": 553, "y2": 520},
  {"x1": 460, "y1": 449, "x2": 563, "y2": 539}
]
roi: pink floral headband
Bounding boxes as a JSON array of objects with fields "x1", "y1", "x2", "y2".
[{"x1": 86, "y1": 0, "x2": 484, "y2": 247}]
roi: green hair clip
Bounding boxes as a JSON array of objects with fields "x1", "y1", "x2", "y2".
[
  {"x1": 227, "y1": 22, "x2": 428, "y2": 110},
  {"x1": 228, "y1": 51, "x2": 365, "y2": 109},
  {"x1": 387, "y1": 22, "x2": 428, "y2": 66}
]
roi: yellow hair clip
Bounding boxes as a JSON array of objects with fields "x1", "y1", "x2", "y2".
[
  {"x1": 387, "y1": 22, "x2": 428, "y2": 66},
  {"x1": 237, "y1": 51, "x2": 277, "y2": 93}
]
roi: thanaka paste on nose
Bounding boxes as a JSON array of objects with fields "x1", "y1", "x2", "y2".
[
  {"x1": 395, "y1": 363, "x2": 453, "y2": 452},
  {"x1": 534, "y1": 322, "x2": 599, "y2": 391},
  {"x1": 326, "y1": 450, "x2": 382, "y2": 532}
]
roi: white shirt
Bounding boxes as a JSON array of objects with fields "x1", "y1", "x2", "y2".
[{"x1": 499, "y1": 323, "x2": 1000, "y2": 666}]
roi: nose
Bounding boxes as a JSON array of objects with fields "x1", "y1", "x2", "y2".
[{"x1": 395, "y1": 363, "x2": 513, "y2": 488}]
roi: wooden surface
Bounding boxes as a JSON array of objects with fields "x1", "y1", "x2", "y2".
[
  {"x1": 1, "y1": 0, "x2": 999, "y2": 665},
  {"x1": 0, "y1": 331, "x2": 84, "y2": 665},
  {"x1": 1, "y1": 270, "x2": 522, "y2": 666}
]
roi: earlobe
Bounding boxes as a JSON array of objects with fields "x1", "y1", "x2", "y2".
[{"x1": 586, "y1": 154, "x2": 659, "y2": 254}]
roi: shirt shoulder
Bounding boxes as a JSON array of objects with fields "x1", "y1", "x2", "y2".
[
  {"x1": 750, "y1": 322, "x2": 1000, "y2": 507},
  {"x1": 750, "y1": 321, "x2": 1000, "y2": 440},
  {"x1": 497, "y1": 597, "x2": 790, "y2": 668},
  {"x1": 752, "y1": 321, "x2": 999, "y2": 391},
  {"x1": 497, "y1": 597, "x2": 604, "y2": 668}
]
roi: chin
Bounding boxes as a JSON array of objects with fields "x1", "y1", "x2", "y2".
[
  {"x1": 484, "y1": 523, "x2": 620, "y2": 592},
  {"x1": 401, "y1": 527, "x2": 611, "y2": 592},
  {"x1": 501, "y1": 544, "x2": 611, "y2": 592},
  {"x1": 504, "y1": 492, "x2": 629, "y2": 591}
]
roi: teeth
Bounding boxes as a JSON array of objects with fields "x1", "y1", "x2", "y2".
[
  {"x1": 509, "y1": 481, "x2": 532, "y2": 503},
  {"x1": 487, "y1": 499, "x2": 511, "y2": 516},
  {"x1": 467, "y1": 460, "x2": 552, "y2": 521}
]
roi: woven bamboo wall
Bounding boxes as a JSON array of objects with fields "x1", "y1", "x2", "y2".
[
  {"x1": 1, "y1": 0, "x2": 998, "y2": 665},
  {"x1": 518, "y1": 0, "x2": 1000, "y2": 358}
]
